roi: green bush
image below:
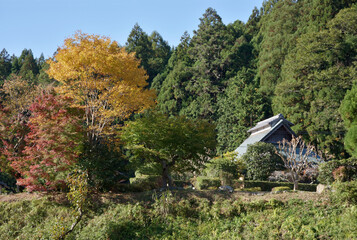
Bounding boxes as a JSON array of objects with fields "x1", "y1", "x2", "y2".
[
  {"x1": 241, "y1": 142, "x2": 284, "y2": 181},
  {"x1": 272, "y1": 186, "x2": 291, "y2": 193},
  {"x1": 195, "y1": 177, "x2": 221, "y2": 190},
  {"x1": 204, "y1": 151, "x2": 246, "y2": 185},
  {"x1": 112, "y1": 183, "x2": 145, "y2": 192},
  {"x1": 243, "y1": 187, "x2": 262, "y2": 192},
  {"x1": 332, "y1": 181, "x2": 357, "y2": 205},
  {"x1": 318, "y1": 160, "x2": 340, "y2": 184},
  {"x1": 2, "y1": 192, "x2": 357, "y2": 239},
  {"x1": 318, "y1": 158, "x2": 357, "y2": 184},
  {"x1": 78, "y1": 203, "x2": 147, "y2": 240},
  {"x1": 129, "y1": 175, "x2": 162, "y2": 191},
  {"x1": 173, "y1": 180, "x2": 190, "y2": 188},
  {"x1": 0, "y1": 199, "x2": 75, "y2": 239},
  {"x1": 232, "y1": 180, "x2": 244, "y2": 189},
  {"x1": 233, "y1": 180, "x2": 317, "y2": 192},
  {"x1": 0, "y1": 172, "x2": 17, "y2": 192}
]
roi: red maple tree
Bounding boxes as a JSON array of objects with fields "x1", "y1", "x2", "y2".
[{"x1": 10, "y1": 92, "x2": 84, "y2": 191}]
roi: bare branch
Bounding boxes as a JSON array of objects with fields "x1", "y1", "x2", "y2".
[{"x1": 276, "y1": 135, "x2": 322, "y2": 190}]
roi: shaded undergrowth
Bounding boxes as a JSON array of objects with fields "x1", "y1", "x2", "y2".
[{"x1": 0, "y1": 191, "x2": 356, "y2": 239}]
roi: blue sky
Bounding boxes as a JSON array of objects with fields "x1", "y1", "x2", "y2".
[{"x1": 0, "y1": 0, "x2": 264, "y2": 58}]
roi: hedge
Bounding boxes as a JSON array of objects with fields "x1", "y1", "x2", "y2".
[
  {"x1": 195, "y1": 177, "x2": 221, "y2": 190},
  {"x1": 272, "y1": 186, "x2": 291, "y2": 193},
  {"x1": 318, "y1": 158, "x2": 357, "y2": 184},
  {"x1": 0, "y1": 172, "x2": 17, "y2": 192},
  {"x1": 173, "y1": 180, "x2": 191, "y2": 188},
  {"x1": 129, "y1": 175, "x2": 162, "y2": 191},
  {"x1": 233, "y1": 180, "x2": 317, "y2": 192}
]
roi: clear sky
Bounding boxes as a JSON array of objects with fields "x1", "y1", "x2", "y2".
[{"x1": 0, "y1": 0, "x2": 264, "y2": 58}]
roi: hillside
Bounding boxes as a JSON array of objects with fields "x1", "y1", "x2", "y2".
[{"x1": 0, "y1": 190, "x2": 356, "y2": 239}]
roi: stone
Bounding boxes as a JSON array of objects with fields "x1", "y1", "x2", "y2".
[
  {"x1": 219, "y1": 185, "x2": 234, "y2": 193},
  {"x1": 316, "y1": 184, "x2": 326, "y2": 194}
]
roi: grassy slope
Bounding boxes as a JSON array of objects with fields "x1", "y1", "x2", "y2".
[{"x1": 0, "y1": 190, "x2": 356, "y2": 239}]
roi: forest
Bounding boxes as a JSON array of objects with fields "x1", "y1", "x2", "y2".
[{"x1": 1, "y1": 0, "x2": 357, "y2": 239}]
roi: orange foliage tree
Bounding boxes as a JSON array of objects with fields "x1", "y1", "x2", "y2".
[
  {"x1": 0, "y1": 75, "x2": 39, "y2": 176},
  {"x1": 11, "y1": 93, "x2": 84, "y2": 191},
  {"x1": 47, "y1": 32, "x2": 156, "y2": 146}
]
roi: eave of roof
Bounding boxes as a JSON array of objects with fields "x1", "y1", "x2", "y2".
[
  {"x1": 247, "y1": 114, "x2": 294, "y2": 133},
  {"x1": 235, "y1": 119, "x2": 297, "y2": 156}
]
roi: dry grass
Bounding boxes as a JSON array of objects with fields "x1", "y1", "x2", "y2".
[{"x1": 0, "y1": 189, "x2": 329, "y2": 204}]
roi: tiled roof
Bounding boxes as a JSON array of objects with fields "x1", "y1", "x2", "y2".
[
  {"x1": 235, "y1": 114, "x2": 296, "y2": 156},
  {"x1": 247, "y1": 113, "x2": 293, "y2": 133}
]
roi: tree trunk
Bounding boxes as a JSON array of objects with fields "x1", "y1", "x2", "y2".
[
  {"x1": 293, "y1": 180, "x2": 298, "y2": 191},
  {"x1": 291, "y1": 172, "x2": 299, "y2": 191},
  {"x1": 161, "y1": 160, "x2": 173, "y2": 189}
]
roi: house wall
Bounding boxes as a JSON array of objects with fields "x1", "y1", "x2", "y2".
[{"x1": 264, "y1": 125, "x2": 293, "y2": 144}]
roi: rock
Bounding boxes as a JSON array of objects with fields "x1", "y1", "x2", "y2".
[
  {"x1": 316, "y1": 184, "x2": 326, "y2": 194},
  {"x1": 219, "y1": 185, "x2": 234, "y2": 193}
]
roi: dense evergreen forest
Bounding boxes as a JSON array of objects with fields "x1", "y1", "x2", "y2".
[
  {"x1": 1, "y1": 0, "x2": 357, "y2": 190},
  {"x1": 125, "y1": 0, "x2": 357, "y2": 159}
]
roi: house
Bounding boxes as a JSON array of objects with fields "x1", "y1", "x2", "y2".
[{"x1": 235, "y1": 114, "x2": 296, "y2": 156}]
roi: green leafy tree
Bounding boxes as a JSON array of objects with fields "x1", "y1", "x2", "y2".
[
  {"x1": 257, "y1": 0, "x2": 302, "y2": 96},
  {"x1": 126, "y1": 24, "x2": 171, "y2": 86},
  {"x1": 241, "y1": 142, "x2": 284, "y2": 181},
  {"x1": 121, "y1": 111, "x2": 216, "y2": 188},
  {"x1": 126, "y1": 23, "x2": 152, "y2": 71},
  {"x1": 205, "y1": 151, "x2": 245, "y2": 185},
  {"x1": 148, "y1": 31, "x2": 171, "y2": 83},
  {"x1": 273, "y1": 7, "x2": 357, "y2": 158},
  {"x1": 216, "y1": 68, "x2": 266, "y2": 153},
  {"x1": 182, "y1": 8, "x2": 234, "y2": 121},
  {"x1": 300, "y1": 0, "x2": 357, "y2": 32},
  {"x1": 154, "y1": 32, "x2": 192, "y2": 116},
  {"x1": 340, "y1": 83, "x2": 357, "y2": 157},
  {"x1": 0, "y1": 49, "x2": 12, "y2": 83},
  {"x1": 156, "y1": 8, "x2": 254, "y2": 125},
  {"x1": 11, "y1": 55, "x2": 20, "y2": 74},
  {"x1": 18, "y1": 49, "x2": 39, "y2": 83}
]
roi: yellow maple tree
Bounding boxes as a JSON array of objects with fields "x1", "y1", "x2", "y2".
[{"x1": 47, "y1": 32, "x2": 156, "y2": 143}]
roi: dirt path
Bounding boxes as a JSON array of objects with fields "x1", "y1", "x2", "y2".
[{"x1": 0, "y1": 192, "x2": 44, "y2": 202}]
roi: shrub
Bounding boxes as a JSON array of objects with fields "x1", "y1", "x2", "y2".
[
  {"x1": 152, "y1": 190, "x2": 176, "y2": 219},
  {"x1": 129, "y1": 175, "x2": 162, "y2": 191},
  {"x1": 173, "y1": 180, "x2": 191, "y2": 188},
  {"x1": 232, "y1": 180, "x2": 244, "y2": 189},
  {"x1": 205, "y1": 151, "x2": 245, "y2": 185},
  {"x1": 272, "y1": 186, "x2": 291, "y2": 193},
  {"x1": 78, "y1": 203, "x2": 147, "y2": 240},
  {"x1": 175, "y1": 199, "x2": 198, "y2": 218},
  {"x1": 243, "y1": 187, "x2": 262, "y2": 192},
  {"x1": 333, "y1": 166, "x2": 348, "y2": 181},
  {"x1": 267, "y1": 198, "x2": 284, "y2": 208},
  {"x1": 233, "y1": 180, "x2": 317, "y2": 192},
  {"x1": 111, "y1": 183, "x2": 144, "y2": 193},
  {"x1": 318, "y1": 158, "x2": 357, "y2": 184},
  {"x1": 195, "y1": 177, "x2": 220, "y2": 190},
  {"x1": 0, "y1": 172, "x2": 16, "y2": 192},
  {"x1": 241, "y1": 142, "x2": 284, "y2": 181},
  {"x1": 332, "y1": 181, "x2": 357, "y2": 205},
  {"x1": 318, "y1": 160, "x2": 342, "y2": 184}
]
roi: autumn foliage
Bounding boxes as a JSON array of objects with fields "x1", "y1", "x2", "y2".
[
  {"x1": 47, "y1": 32, "x2": 156, "y2": 144},
  {"x1": 10, "y1": 93, "x2": 84, "y2": 191},
  {"x1": 0, "y1": 76, "x2": 38, "y2": 176}
]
